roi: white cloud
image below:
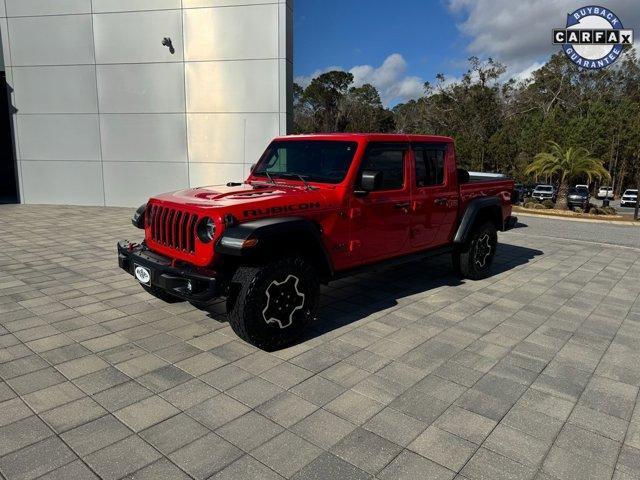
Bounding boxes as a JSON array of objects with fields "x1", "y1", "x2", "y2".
[
  {"x1": 294, "y1": 66, "x2": 343, "y2": 88},
  {"x1": 294, "y1": 53, "x2": 426, "y2": 106},
  {"x1": 449, "y1": 0, "x2": 640, "y2": 77},
  {"x1": 511, "y1": 61, "x2": 545, "y2": 82}
]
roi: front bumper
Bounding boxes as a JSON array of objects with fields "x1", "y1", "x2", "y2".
[
  {"x1": 567, "y1": 198, "x2": 588, "y2": 207},
  {"x1": 621, "y1": 199, "x2": 637, "y2": 207},
  {"x1": 117, "y1": 240, "x2": 221, "y2": 301}
]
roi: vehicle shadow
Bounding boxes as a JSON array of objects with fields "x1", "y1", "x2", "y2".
[
  {"x1": 300, "y1": 242, "x2": 543, "y2": 343},
  {"x1": 196, "y1": 242, "x2": 543, "y2": 349}
]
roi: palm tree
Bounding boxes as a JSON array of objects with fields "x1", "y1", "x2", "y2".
[{"x1": 526, "y1": 141, "x2": 611, "y2": 210}]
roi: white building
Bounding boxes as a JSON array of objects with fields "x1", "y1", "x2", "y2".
[{"x1": 0, "y1": 0, "x2": 292, "y2": 206}]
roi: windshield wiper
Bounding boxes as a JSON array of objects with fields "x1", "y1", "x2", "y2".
[
  {"x1": 273, "y1": 173, "x2": 318, "y2": 190},
  {"x1": 262, "y1": 170, "x2": 276, "y2": 185},
  {"x1": 254, "y1": 170, "x2": 276, "y2": 185}
]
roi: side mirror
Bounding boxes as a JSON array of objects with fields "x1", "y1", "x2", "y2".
[
  {"x1": 457, "y1": 168, "x2": 470, "y2": 184},
  {"x1": 357, "y1": 170, "x2": 382, "y2": 194}
]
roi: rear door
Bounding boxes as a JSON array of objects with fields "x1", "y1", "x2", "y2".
[
  {"x1": 410, "y1": 143, "x2": 459, "y2": 249},
  {"x1": 350, "y1": 142, "x2": 412, "y2": 263}
]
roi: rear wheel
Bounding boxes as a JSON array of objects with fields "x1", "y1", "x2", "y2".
[
  {"x1": 226, "y1": 257, "x2": 319, "y2": 351},
  {"x1": 453, "y1": 221, "x2": 498, "y2": 280}
]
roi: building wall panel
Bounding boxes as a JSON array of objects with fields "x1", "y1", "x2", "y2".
[
  {"x1": 100, "y1": 114, "x2": 187, "y2": 162},
  {"x1": 96, "y1": 63, "x2": 185, "y2": 113},
  {"x1": 92, "y1": 0, "x2": 181, "y2": 14},
  {"x1": 12, "y1": 65, "x2": 98, "y2": 114},
  {"x1": 4, "y1": 0, "x2": 291, "y2": 206},
  {"x1": 185, "y1": 59, "x2": 279, "y2": 113},
  {"x1": 8, "y1": 15, "x2": 94, "y2": 66},
  {"x1": 5, "y1": 0, "x2": 91, "y2": 17},
  {"x1": 184, "y1": 5, "x2": 277, "y2": 61},
  {"x1": 103, "y1": 161, "x2": 189, "y2": 207},
  {"x1": 0, "y1": 18, "x2": 9, "y2": 67},
  {"x1": 93, "y1": 10, "x2": 183, "y2": 64},
  {"x1": 20, "y1": 161, "x2": 104, "y2": 205},
  {"x1": 17, "y1": 114, "x2": 101, "y2": 161}
]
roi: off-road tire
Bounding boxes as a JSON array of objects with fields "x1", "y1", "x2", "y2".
[
  {"x1": 141, "y1": 284, "x2": 183, "y2": 303},
  {"x1": 226, "y1": 257, "x2": 319, "y2": 351},
  {"x1": 453, "y1": 221, "x2": 498, "y2": 280}
]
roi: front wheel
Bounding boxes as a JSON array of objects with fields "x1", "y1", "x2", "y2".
[
  {"x1": 226, "y1": 257, "x2": 319, "y2": 351},
  {"x1": 453, "y1": 222, "x2": 498, "y2": 280}
]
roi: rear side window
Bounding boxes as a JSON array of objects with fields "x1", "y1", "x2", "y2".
[
  {"x1": 359, "y1": 145, "x2": 406, "y2": 190},
  {"x1": 414, "y1": 145, "x2": 445, "y2": 187}
]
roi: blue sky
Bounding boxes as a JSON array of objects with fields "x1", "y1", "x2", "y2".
[
  {"x1": 293, "y1": 0, "x2": 640, "y2": 106},
  {"x1": 294, "y1": 0, "x2": 463, "y2": 89}
]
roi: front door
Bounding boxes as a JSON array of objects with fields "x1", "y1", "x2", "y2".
[
  {"x1": 350, "y1": 143, "x2": 411, "y2": 264},
  {"x1": 410, "y1": 143, "x2": 458, "y2": 249}
]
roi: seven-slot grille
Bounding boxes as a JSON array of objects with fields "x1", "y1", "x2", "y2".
[{"x1": 148, "y1": 205, "x2": 198, "y2": 254}]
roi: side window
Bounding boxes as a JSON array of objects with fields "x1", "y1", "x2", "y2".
[
  {"x1": 414, "y1": 145, "x2": 445, "y2": 187},
  {"x1": 359, "y1": 146, "x2": 406, "y2": 190}
]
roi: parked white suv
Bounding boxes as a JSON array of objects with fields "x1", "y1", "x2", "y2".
[
  {"x1": 597, "y1": 186, "x2": 614, "y2": 199},
  {"x1": 532, "y1": 185, "x2": 556, "y2": 202},
  {"x1": 620, "y1": 189, "x2": 638, "y2": 207}
]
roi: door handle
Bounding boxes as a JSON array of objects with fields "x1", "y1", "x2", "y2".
[
  {"x1": 434, "y1": 198, "x2": 448, "y2": 206},
  {"x1": 394, "y1": 202, "x2": 411, "y2": 210}
]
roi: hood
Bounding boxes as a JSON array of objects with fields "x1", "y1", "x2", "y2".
[{"x1": 150, "y1": 182, "x2": 333, "y2": 218}]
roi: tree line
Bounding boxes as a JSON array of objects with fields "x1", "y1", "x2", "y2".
[{"x1": 293, "y1": 51, "x2": 640, "y2": 195}]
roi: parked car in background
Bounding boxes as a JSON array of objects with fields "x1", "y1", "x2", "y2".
[
  {"x1": 567, "y1": 187, "x2": 589, "y2": 210},
  {"x1": 575, "y1": 185, "x2": 590, "y2": 199},
  {"x1": 532, "y1": 184, "x2": 556, "y2": 202},
  {"x1": 620, "y1": 189, "x2": 638, "y2": 207},
  {"x1": 514, "y1": 183, "x2": 526, "y2": 203},
  {"x1": 597, "y1": 186, "x2": 614, "y2": 199}
]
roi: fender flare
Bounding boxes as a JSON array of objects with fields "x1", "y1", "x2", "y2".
[
  {"x1": 454, "y1": 197, "x2": 503, "y2": 245},
  {"x1": 216, "y1": 217, "x2": 334, "y2": 278}
]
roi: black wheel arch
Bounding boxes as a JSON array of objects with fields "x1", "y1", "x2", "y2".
[
  {"x1": 215, "y1": 217, "x2": 334, "y2": 282},
  {"x1": 454, "y1": 197, "x2": 503, "y2": 246}
]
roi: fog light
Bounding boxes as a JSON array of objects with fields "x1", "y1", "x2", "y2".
[{"x1": 196, "y1": 217, "x2": 216, "y2": 243}]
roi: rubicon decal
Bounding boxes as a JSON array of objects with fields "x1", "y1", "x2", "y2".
[
  {"x1": 553, "y1": 6, "x2": 633, "y2": 69},
  {"x1": 243, "y1": 202, "x2": 321, "y2": 218}
]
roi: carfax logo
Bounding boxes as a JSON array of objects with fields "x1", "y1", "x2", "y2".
[{"x1": 553, "y1": 5, "x2": 633, "y2": 69}]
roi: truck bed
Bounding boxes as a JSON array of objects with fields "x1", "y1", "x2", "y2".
[{"x1": 459, "y1": 178, "x2": 514, "y2": 222}]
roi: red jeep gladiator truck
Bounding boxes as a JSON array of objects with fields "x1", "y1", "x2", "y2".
[{"x1": 118, "y1": 134, "x2": 517, "y2": 350}]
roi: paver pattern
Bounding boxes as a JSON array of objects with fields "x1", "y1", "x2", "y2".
[{"x1": 1, "y1": 204, "x2": 639, "y2": 480}]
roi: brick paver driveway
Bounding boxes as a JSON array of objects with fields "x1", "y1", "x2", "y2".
[{"x1": 1, "y1": 205, "x2": 639, "y2": 480}]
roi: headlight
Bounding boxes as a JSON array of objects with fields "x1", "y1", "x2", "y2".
[
  {"x1": 131, "y1": 203, "x2": 147, "y2": 229},
  {"x1": 196, "y1": 217, "x2": 216, "y2": 243}
]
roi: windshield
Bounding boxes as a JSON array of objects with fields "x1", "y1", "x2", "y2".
[
  {"x1": 535, "y1": 186, "x2": 553, "y2": 191},
  {"x1": 253, "y1": 141, "x2": 358, "y2": 184},
  {"x1": 624, "y1": 190, "x2": 638, "y2": 195}
]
